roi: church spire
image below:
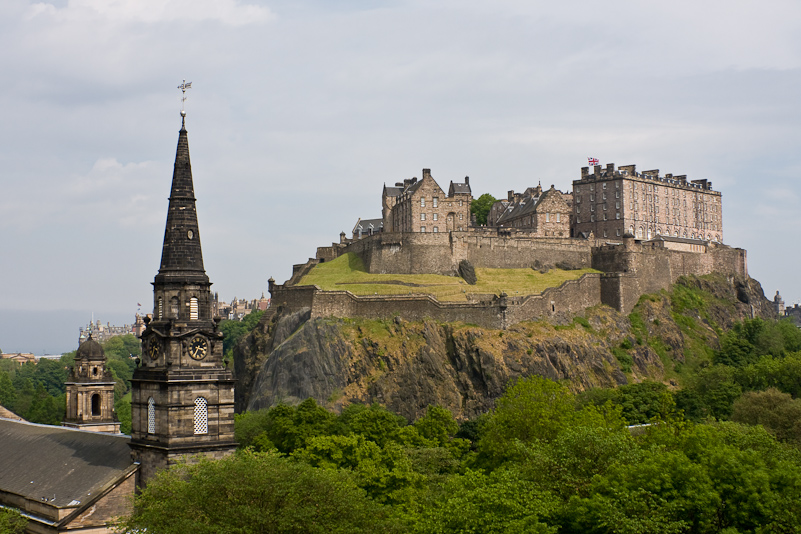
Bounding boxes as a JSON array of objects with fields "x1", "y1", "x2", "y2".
[{"x1": 155, "y1": 111, "x2": 208, "y2": 285}]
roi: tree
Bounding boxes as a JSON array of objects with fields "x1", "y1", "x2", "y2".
[
  {"x1": 118, "y1": 450, "x2": 399, "y2": 534},
  {"x1": 0, "y1": 508, "x2": 26, "y2": 534},
  {"x1": 470, "y1": 193, "x2": 497, "y2": 226},
  {"x1": 731, "y1": 388, "x2": 801, "y2": 446}
]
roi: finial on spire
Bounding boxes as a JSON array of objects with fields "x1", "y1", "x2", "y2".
[{"x1": 178, "y1": 79, "x2": 192, "y2": 114}]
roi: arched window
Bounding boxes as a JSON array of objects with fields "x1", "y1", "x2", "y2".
[
  {"x1": 190, "y1": 297, "x2": 199, "y2": 320},
  {"x1": 91, "y1": 393, "x2": 101, "y2": 416},
  {"x1": 194, "y1": 397, "x2": 208, "y2": 435},
  {"x1": 170, "y1": 297, "x2": 179, "y2": 318},
  {"x1": 147, "y1": 397, "x2": 156, "y2": 434}
]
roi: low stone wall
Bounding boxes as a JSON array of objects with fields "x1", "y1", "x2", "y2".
[{"x1": 271, "y1": 273, "x2": 603, "y2": 329}]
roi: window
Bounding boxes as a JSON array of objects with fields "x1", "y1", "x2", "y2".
[
  {"x1": 421, "y1": 226, "x2": 426, "y2": 232},
  {"x1": 459, "y1": 200, "x2": 463, "y2": 207},
  {"x1": 556, "y1": 213, "x2": 560, "y2": 222},
  {"x1": 591, "y1": 215, "x2": 595, "y2": 222},
  {"x1": 603, "y1": 229, "x2": 607, "y2": 237},
  {"x1": 194, "y1": 397, "x2": 208, "y2": 435},
  {"x1": 603, "y1": 213, "x2": 608, "y2": 220},
  {"x1": 433, "y1": 197, "x2": 438, "y2": 207},
  {"x1": 158, "y1": 297, "x2": 163, "y2": 319},
  {"x1": 91, "y1": 394, "x2": 101, "y2": 416},
  {"x1": 546, "y1": 213, "x2": 550, "y2": 222},
  {"x1": 170, "y1": 296, "x2": 179, "y2": 318},
  {"x1": 190, "y1": 297, "x2": 198, "y2": 320},
  {"x1": 459, "y1": 213, "x2": 463, "y2": 220},
  {"x1": 433, "y1": 227, "x2": 439, "y2": 233},
  {"x1": 433, "y1": 213, "x2": 438, "y2": 221},
  {"x1": 591, "y1": 205, "x2": 595, "y2": 212},
  {"x1": 421, "y1": 198, "x2": 425, "y2": 207},
  {"x1": 603, "y1": 204, "x2": 607, "y2": 211},
  {"x1": 576, "y1": 207, "x2": 580, "y2": 213},
  {"x1": 616, "y1": 201, "x2": 620, "y2": 209},
  {"x1": 421, "y1": 213, "x2": 426, "y2": 221},
  {"x1": 615, "y1": 191, "x2": 619, "y2": 198},
  {"x1": 147, "y1": 397, "x2": 155, "y2": 434},
  {"x1": 603, "y1": 183, "x2": 607, "y2": 189},
  {"x1": 616, "y1": 229, "x2": 620, "y2": 236},
  {"x1": 590, "y1": 194, "x2": 594, "y2": 202},
  {"x1": 602, "y1": 192, "x2": 607, "y2": 200},
  {"x1": 616, "y1": 212, "x2": 620, "y2": 219}
]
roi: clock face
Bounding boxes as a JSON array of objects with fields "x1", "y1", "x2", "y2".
[
  {"x1": 188, "y1": 336, "x2": 209, "y2": 360},
  {"x1": 147, "y1": 338, "x2": 161, "y2": 360}
]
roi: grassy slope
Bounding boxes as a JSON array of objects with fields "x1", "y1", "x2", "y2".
[{"x1": 298, "y1": 253, "x2": 598, "y2": 302}]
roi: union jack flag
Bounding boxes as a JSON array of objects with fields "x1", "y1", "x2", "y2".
[{"x1": 588, "y1": 157, "x2": 599, "y2": 166}]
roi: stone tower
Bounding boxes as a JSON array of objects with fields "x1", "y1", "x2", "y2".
[
  {"x1": 63, "y1": 334, "x2": 121, "y2": 434},
  {"x1": 130, "y1": 112, "x2": 236, "y2": 487}
]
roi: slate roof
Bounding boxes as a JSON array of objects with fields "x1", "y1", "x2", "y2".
[
  {"x1": 496, "y1": 194, "x2": 541, "y2": 226},
  {"x1": 0, "y1": 419, "x2": 135, "y2": 509},
  {"x1": 383, "y1": 185, "x2": 404, "y2": 197},
  {"x1": 448, "y1": 181, "x2": 471, "y2": 195},
  {"x1": 155, "y1": 116, "x2": 209, "y2": 285},
  {"x1": 353, "y1": 218, "x2": 383, "y2": 235}
]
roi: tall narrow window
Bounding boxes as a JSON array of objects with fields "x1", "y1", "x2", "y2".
[
  {"x1": 170, "y1": 297, "x2": 179, "y2": 318},
  {"x1": 194, "y1": 397, "x2": 208, "y2": 434},
  {"x1": 190, "y1": 297, "x2": 199, "y2": 320},
  {"x1": 158, "y1": 297, "x2": 163, "y2": 319},
  {"x1": 433, "y1": 197, "x2": 438, "y2": 207},
  {"x1": 147, "y1": 397, "x2": 156, "y2": 434},
  {"x1": 420, "y1": 198, "x2": 425, "y2": 207},
  {"x1": 91, "y1": 394, "x2": 101, "y2": 416}
]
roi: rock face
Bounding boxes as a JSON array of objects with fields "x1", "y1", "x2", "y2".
[{"x1": 236, "y1": 275, "x2": 775, "y2": 420}]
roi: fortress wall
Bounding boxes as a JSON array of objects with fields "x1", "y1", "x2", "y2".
[
  {"x1": 464, "y1": 235, "x2": 592, "y2": 269},
  {"x1": 506, "y1": 274, "x2": 602, "y2": 324},
  {"x1": 344, "y1": 232, "x2": 593, "y2": 275},
  {"x1": 271, "y1": 273, "x2": 604, "y2": 329}
]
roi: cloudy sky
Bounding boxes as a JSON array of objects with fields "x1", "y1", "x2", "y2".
[{"x1": 1, "y1": 0, "x2": 800, "y2": 353}]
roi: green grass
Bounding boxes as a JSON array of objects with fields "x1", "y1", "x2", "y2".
[{"x1": 298, "y1": 253, "x2": 599, "y2": 302}]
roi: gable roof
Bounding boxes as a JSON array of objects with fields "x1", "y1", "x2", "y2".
[
  {"x1": 383, "y1": 185, "x2": 404, "y2": 197},
  {"x1": 353, "y1": 218, "x2": 383, "y2": 235},
  {"x1": 448, "y1": 181, "x2": 471, "y2": 195},
  {"x1": 0, "y1": 419, "x2": 135, "y2": 510}
]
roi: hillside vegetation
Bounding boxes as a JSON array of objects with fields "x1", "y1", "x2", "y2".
[{"x1": 298, "y1": 252, "x2": 597, "y2": 301}]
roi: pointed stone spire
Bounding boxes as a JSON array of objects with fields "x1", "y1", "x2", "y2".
[{"x1": 155, "y1": 112, "x2": 209, "y2": 285}]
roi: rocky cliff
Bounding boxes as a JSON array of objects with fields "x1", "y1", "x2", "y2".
[{"x1": 234, "y1": 274, "x2": 775, "y2": 421}]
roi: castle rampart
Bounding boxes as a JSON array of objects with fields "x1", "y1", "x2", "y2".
[{"x1": 286, "y1": 233, "x2": 748, "y2": 328}]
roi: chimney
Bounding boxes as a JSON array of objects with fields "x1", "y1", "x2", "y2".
[
  {"x1": 606, "y1": 163, "x2": 615, "y2": 174},
  {"x1": 581, "y1": 167, "x2": 589, "y2": 179},
  {"x1": 508, "y1": 190, "x2": 515, "y2": 202},
  {"x1": 594, "y1": 165, "x2": 602, "y2": 176},
  {"x1": 422, "y1": 168, "x2": 431, "y2": 178},
  {"x1": 464, "y1": 176, "x2": 469, "y2": 185}
]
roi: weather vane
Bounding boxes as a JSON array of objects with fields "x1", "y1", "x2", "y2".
[{"x1": 178, "y1": 79, "x2": 192, "y2": 115}]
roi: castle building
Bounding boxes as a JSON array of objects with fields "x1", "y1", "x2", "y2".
[
  {"x1": 488, "y1": 184, "x2": 573, "y2": 237},
  {"x1": 63, "y1": 334, "x2": 121, "y2": 434},
  {"x1": 382, "y1": 169, "x2": 472, "y2": 233},
  {"x1": 130, "y1": 112, "x2": 236, "y2": 487},
  {"x1": 572, "y1": 163, "x2": 723, "y2": 242}
]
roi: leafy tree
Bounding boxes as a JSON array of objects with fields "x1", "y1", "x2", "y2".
[
  {"x1": 118, "y1": 450, "x2": 400, "y2": 534},
  {"x1": 404, "y1": 468, "x2": 557, "y2": 534},
  {"x1": 0, "y1": 372, "x2": 16, "y2": 408},
  {"x1": 470, "y1": 193, "x2": 497, "y2": 226},
  {"x1": 293, "y1": 434, "x2": 424, "y2": 504},
  {"x1": 115, "y1": 395, "x2": 132, "y2": 434},
  {"x1": 220, "y1": 310, "x2": 264, "y2": 355},
  {"x1": 674, "y1": 365, "x2": 742, "y2": 421},
  {"x1": 234, "y1": 399, "x2": 337, "y2": 454},
  {"x1": 0, "y1": 508, "x2": 26, "y2": 534},
  {"x1": 476, "y1": 376, "x2": 580, "y2": 467},
  {"x1": 716, "y1": 318, "x2": 801, "y2": 367},
  {"x1": 579, "y1": 382, "x2": 676, "y2": 425},
  {"x1": 731, "y1": 388, "x2": 801, "y2": 446}
]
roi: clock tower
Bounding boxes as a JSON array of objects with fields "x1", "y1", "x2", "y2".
[{"x1": 130, "y1": 111, "x2": 236, "y2": 487}]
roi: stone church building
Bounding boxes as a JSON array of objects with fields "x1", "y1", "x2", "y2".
[{"x1": 0, "y1": 112, "x2": 235, "y2": 533}]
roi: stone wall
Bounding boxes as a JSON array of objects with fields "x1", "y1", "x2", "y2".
[
  {"x1": 340, "y1": 231, "x2": 593, "y2": 275},
  {"x1": 270, "y1": 273, "x2": 603, "y2": 330}
]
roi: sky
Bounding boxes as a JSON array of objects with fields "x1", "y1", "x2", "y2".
[{"x1": 1, "y1": 0, "x2": 800, "y2": 354}]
